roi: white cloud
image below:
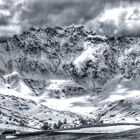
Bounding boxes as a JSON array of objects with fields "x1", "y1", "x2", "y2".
[
  {"x1": 1, "y1": 0, "x2": 140, "y2": 37},
  {"x1": 87, "y1": 4, "x2": 140, "y2": 36},
  {"x1": 0, "y1": 10, "x2": 10, "y2": 17},
  {"x1": 0, "y1": 0, "x2": 28, "y2": 37},
  {"x1": 0, "y1": 25, "x2": 21, "y2": 37},
  {"x1": 0, "y1": 0, "x2": 4, "y2": 5}
]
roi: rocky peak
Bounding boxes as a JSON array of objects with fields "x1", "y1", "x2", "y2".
[{"x1": 1, "y1": 26, "x2": 140, "y2": 93}]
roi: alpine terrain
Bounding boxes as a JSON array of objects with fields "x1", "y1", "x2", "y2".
[{"x1": 0, "y1": 25, "x2": 140, "y2": 131}]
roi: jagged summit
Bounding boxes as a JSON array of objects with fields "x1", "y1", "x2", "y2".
[
  {"x1": 1, "y1": 26, "x2": 140, "y2": 95},
  {"x1": 2, "y1": 26, "x2": 108, "y2": 81}
]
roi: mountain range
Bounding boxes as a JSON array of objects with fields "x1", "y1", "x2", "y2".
[{"x1": 0, "y1": 25, "x2": 140, "y2": 130}]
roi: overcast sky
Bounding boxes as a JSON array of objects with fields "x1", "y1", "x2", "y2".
[{"x1": 0, "y1": 0, "x2": 140, "y2": 37}]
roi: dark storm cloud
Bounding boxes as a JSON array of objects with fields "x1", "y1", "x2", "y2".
[
  {"x1": 21, "y1": 0, "x2": 106, "y2": 28},
  {"x1": 0, "y1": 16, "x2": 9, "y2": 25},
  {"x1": 22, "y1": 0, "x2": 140, "y2": 27}
]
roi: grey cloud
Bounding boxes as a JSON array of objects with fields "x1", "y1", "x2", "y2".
[
  {"x1": 20, "y1": 0, "x2": 140, "y2": 35},
  {"x1": 87, "y1": 0, "x2": 140, "y2": 36},
  {"x1": 1, "y1": 0, "x2": 140, "y2": 37},
  {"x1": 0, "y1": 16, "x2": 9, "y2": 25},
  {"x1": 0, "y1": 0, "x2": 24, "y2": 37},
  {"x1": 21, "y1": 0, "x2": 114, "y2": 29}
]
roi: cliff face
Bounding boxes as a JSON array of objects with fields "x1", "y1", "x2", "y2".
[
  {"x1": 2, "y1": 26, "x2": 140, "y2": 89},
  {"x1": 9, "y1": 26, "x2": 90, "y2": 79},
  {"x1": 1, "y1": 26, "x2": 140, "y2": 128},
  {"x1": 2, "y1": 26, "x2": 139, "y2": 90}
]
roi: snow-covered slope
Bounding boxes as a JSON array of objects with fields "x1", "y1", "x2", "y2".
[
  {"x1": 90, "y1": 76, "x2": 140, "y2": 123},
  {"x1": 1, "y1": 26, "x2": 140, "y2": 129},
  {"x1": 0, "y1": 81, "x2": 81, "y2": 130}
]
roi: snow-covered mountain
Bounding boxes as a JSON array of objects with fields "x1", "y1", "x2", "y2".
[{"x1": 1, "y1": 25, "x2": 140, "y2": 130}]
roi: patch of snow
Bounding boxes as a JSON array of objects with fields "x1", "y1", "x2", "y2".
[
  {"x1": 42, "y1": 95, "x2": 97, "y2": 116},
  {"x1": 6, "y1": 136, "x2": 17, "y2": 139},
  {"x1": 58, "y1": 125, "x2": 140, "y2": 133}
]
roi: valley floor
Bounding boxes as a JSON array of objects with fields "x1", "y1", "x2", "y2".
[{"x1": 3, "y1": 124, "x2": 140, "y2": 140}]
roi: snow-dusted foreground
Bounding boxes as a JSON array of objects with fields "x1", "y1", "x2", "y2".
[{"x1": 57, "y1": 125, "x2": 140, "y2": 133}]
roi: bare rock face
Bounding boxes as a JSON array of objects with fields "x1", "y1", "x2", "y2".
[
  {"x1": 0, "y1": 26, "x2": 103, "y2": 95},
  {"x1": 10, "y1": 26, "x2": 89, "y2": 79},
  {"x1": 2, "y1": 26, "x2": 139, "y2": 91}
]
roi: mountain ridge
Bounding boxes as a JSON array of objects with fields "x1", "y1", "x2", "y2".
[{"x1": 1, "y1": 25, "x2": 140, "y2": 130}]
